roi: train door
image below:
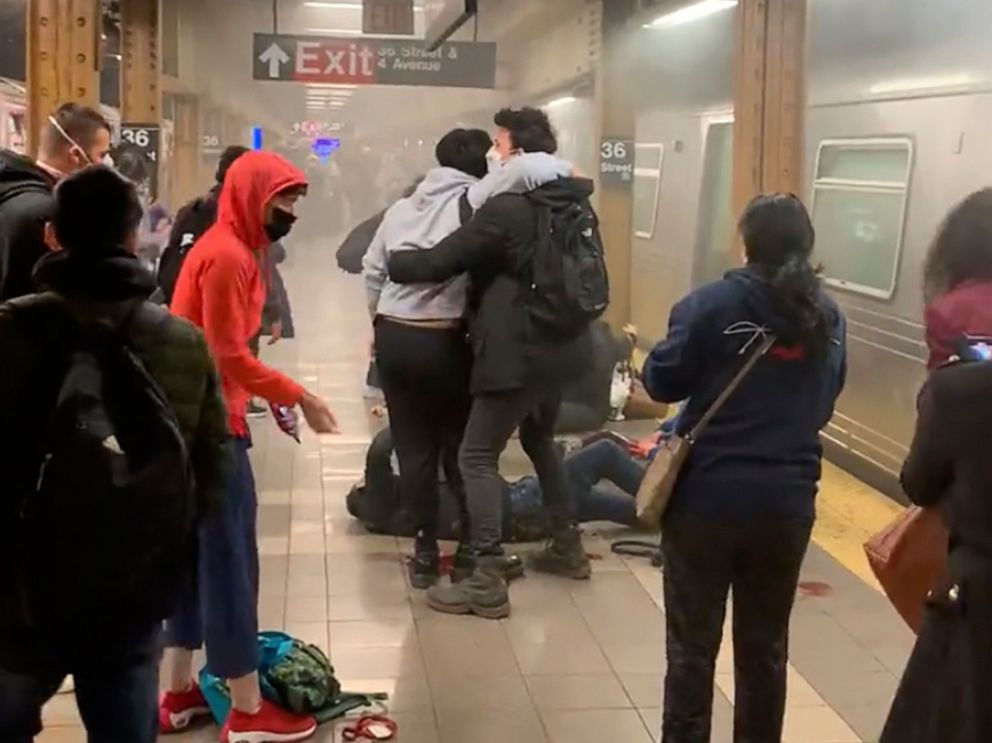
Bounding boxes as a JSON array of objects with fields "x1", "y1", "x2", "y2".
[{"x1": 691, "y1": 118, "x2": 734, "y2": 287}]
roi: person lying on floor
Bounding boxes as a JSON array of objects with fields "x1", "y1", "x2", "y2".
[{"x1": 346, "y1": 407, "x2": 686, "y2": 542}]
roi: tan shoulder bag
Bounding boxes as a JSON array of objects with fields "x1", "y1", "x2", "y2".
[{"x1": 635, "y1": 335, "x2": 775, "y2": 529}]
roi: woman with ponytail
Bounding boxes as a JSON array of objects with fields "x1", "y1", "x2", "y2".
[{"x1": 642, "y1": 193, "x2": 847, "y2": 742}]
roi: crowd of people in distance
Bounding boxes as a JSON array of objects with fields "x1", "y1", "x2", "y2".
[{"x1": 0, "y1": 100, "x2": 989, "y2": 743}]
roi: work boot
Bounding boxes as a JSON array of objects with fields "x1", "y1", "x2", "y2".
[
  {"x1": 528, "y1": 526, "x2": 592, "y2": 580},
  {"x1": 426, "y1": 556, "x2": 511, "y2": 619},
  {"x1": 451, "y1": 543, "x2": 525, "y2": 584},
  {"x1": 407, "y1": 538, "x2": 440, "y2": 590}
]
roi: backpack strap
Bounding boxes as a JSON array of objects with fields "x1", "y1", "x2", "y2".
[{"x1": 458, "y1": 191, "x2": 473, "y2": 225}]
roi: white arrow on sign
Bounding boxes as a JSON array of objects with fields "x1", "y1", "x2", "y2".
[{"x1": 259, "y1": 42, "x2": 290, "y2": 78}]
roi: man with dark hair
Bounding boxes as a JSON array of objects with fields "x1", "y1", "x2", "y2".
[
  {"x1": 387, "y1": 108, "x2": 599, "y2": 618},
  {"x1": 364, "y1": 127, "x2": 570, "y2": 590},
  {"x1": 0, "y1": 165, "x2": 228, "y2": 742},
  {"x1": 0, "y1": 102, "x2": 112, "y2": 300},
  {"x1": 493, "y1": 106, "x2": 558, "y2": 157}
]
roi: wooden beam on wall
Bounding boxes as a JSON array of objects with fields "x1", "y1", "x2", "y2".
[
  {"x1": 731, "y1": 0, "x2": 807, "y2": 222},
  {"x1": 120, "y1": 0, "x2": 161, "y2": 123},
  {"x1": 26, "y1": 0, "x2": 101, "y2": 157}
]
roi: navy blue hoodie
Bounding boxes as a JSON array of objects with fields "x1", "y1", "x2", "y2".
[{"x1": 643, "y1": 267, "x2": 846, "y2": 521}]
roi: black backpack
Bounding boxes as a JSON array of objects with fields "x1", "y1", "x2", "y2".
[
  {"x1": 156, "y1": 194, "x2": 218, "y2": 304},
  {"x1": 524, "y1": 196, "x2": 609, "y2": 338},
  {"x1": 9, "y1": 296, "x2": 197, "y2": 631}
]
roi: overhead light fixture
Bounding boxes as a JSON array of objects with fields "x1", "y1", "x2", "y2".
[
  {"x1": 869, "y1": 73, "x2": 978, "y2": 95},
  {"x1": 306, "y1": 83, "x2": 359, "y2": 89},
  {"x1": 545, "y1": 95, "x2": 577, "y2": 109},
  {"x1": 305, "y1": 27, "x2": 363, "y2": 35},
  {"x1": 645, "y1": 0, "x2": 738, "y2": 29},
  {"x1": 304, "y1": 1, "x2": 425, "y2": 11}
]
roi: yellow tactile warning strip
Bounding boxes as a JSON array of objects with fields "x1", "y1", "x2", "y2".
[{"x1": 814, "y1": 461, "x2": 903, "y2": 591}]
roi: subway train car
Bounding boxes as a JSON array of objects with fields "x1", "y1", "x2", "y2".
[{"x1": 626, "y1": 0, "x2": 992, "y2": 498}]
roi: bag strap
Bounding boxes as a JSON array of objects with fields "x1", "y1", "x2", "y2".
[{"x1": 685, "y1": 334, "x2": 775, "y2": 443}]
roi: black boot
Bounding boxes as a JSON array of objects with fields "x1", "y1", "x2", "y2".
[
  {"x1": 452, "y1": 543, "x2": 525, "y2": 584},
  {"x1": 408, "y1": 538, "x2": 440, "y2": 590},
  {"x1": 528, "y1": 525, "x2": 591, "y2": 580}
]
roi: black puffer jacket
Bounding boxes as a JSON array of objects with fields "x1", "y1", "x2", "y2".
[
  {"x1": 387, "y1": 178, "x2": 595, "y2": 394},
  {"x1": 0, "y1": 150, "x2": 57, "y2": 302}
]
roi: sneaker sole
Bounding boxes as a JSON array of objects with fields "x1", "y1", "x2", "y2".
[
  {"x1": 426, "y1": 594, "x2": 510, "y2": 620},
  {"x1": 225, "y1": 723, "x2": 317, "y2": 743},
  {"x1": 162, "y1": 706, "x2": 211, "y2": 734}
]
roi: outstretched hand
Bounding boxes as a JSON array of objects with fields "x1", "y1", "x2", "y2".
[{"x1": 300, "y1": 391, "x2": 339, "y2": 434}]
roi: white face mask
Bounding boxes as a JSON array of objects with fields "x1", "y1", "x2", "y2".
[{"x1": 486, "y1": 146, "x2": 504, "y2": 174}]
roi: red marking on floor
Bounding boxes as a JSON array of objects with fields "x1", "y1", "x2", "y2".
[{"x1": 798, "y1": 581, "x2": 833, "y2": 598}]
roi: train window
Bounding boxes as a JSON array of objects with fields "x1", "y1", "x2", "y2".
[
  {"x1": 692, "y1": 121, "x2": 734, "y2": 286},
  {"x1": 811, "y1": 138, "x2": 913, "y2": 300},
  {"x1": 633, "y1": 143, "x2": 664, "y2": 239}
]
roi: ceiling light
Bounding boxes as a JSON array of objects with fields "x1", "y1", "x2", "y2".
[
  {"x1": 869, "y1": 73, "x2": 978, "y2": 95},
  {"x1": 305, "y1": 27, "x2": 362, "y2": 35},
  {"x1": 646, "y1": 0, "x2": 737, "y2": 29},
  {"x1": 304, "y1": 1, "x2": 425, "y2": 11},
  {"x1": 545, "y1": 95, "x2": 577, "y2": 109},
  {"x1": 306, "y1": 83, "x2": 359, "y2": 89}
]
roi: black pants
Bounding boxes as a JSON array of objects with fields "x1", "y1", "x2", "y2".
[
  {"x1": 661, "y1": 514, "x2": 812, "y2": 743},
  {"x1": 461, "y1": 383, "x2": 576, "y2": 554},
  {"x1": 374, "y1": 318, "x2": 471, "y2": 543}
]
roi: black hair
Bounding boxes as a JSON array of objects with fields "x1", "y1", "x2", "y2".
[
  {"x1": 923, "y1": 188, "x2": 992, "y2": 302},
  {"x1": 493, "y1": 107, "x2": 558, "y2": 154},
  {"x1": 435, "y1": 128, "x2": 491, "y2": 179},
  {"x1": 739, "y1": 193, "x2": 832, "y2": 357},
  {"x1": 53, "y1": 165, "x2": 143, "y2": 254},
  {"x1": 216, "y1": 145, "x2": 250, "y2": 184},
  {"x1": 110, "y1": 141, "x2": 149, "y2": 184},
  {"x1": 44, "y1": 102, "x2": 111, "y2": 153}
]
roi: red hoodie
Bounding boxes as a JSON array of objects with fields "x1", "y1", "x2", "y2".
[
  {"x1": 925, "y1": 280, "x2": 992, "y2": 369},
  {"x1": 171, "y1": 151, "x2": 306, "y2": 436}
]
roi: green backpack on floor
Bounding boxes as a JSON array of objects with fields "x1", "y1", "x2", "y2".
[
  {"x1": 200, "y1": 632, "x2": 387, "y2": 725},
  {"x1": 266, "y1": 638, "x2": 341, "y2": 714}
]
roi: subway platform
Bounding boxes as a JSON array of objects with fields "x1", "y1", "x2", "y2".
[{"x1": 39, "y1": 259, "x2": 914, "y2": 743}]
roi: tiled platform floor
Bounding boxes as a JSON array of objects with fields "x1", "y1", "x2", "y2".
[{"x1": 39, "y1": 255, "x2": 914, "y2": 742}]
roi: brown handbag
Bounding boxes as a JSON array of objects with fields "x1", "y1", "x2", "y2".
[
  {"x1": 863, "y1": 505, "x2": 949, "y2": 633},
  {"x1": 635, "y1": 335, "x2": 775, "y2": 529}
]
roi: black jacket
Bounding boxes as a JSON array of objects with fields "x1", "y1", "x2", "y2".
[
  {"x1": 336, "y1": 210, "x2": 384, "y2": 274},
  {"x1": 881, "y1": 361, "x2": 992, "y2": 743},
  {"x1": 157, "y1": 186, "x2": 221, "y2": 304},
  {"x1": 556, "y1": 320, "x2": 633, "y2": 433},
  {"x1": 387, "y1": 178, "x2": 594, "y2": 394},
  {"x1": 0, "y1": 150, "x2": 57, "y2": 302}
]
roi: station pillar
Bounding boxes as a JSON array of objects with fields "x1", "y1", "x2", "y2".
[
  {"x1": 25, "y1": 0, "x2": 101, "y2": 157},
  {"x1": 595, "y1": 0, "x2": 637, "y2": 329},
  {"x1": 731, "y1": 0, "x2": 807, "y2": 221},
  {"x1": 120, "y1": 0, "x2": 162, "y2": 196}
]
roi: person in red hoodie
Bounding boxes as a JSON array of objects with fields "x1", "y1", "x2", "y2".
[
  {"x1": 923, "y1": 188, "x2": 992, "y2": 369},
  {"x1": 159, "y1": 150, "x2": 338, "y2": 742}
]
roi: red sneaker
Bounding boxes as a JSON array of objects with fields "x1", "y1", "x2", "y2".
[
  {"x1": 159, "y1": 683, "x2": 211, "y2": 733},
  {"x1": 220, "y1": 700, "x2": 317, "y2": 743}
]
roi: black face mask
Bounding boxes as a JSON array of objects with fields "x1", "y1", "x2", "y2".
[{"x1": 264, "y1": 208, "x2": 297, "y2": 242}]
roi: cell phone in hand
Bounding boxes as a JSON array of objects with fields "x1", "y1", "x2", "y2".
[{"x1": 271, "y1": 403, "x2": 301, "y2": 443}]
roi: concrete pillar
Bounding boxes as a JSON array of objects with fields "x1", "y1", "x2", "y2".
[
  {"x1": 595, "y1": 0, "x2": 637, "y2": 329},
  {"x1": 25, "y1": 0, "x2": 101, "y2": 157},
  {"x1": 731, "y1": 0, "x2": 807, "y2": 223}
]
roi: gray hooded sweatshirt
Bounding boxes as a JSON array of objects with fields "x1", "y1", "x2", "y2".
[{"x1": 363, "y1": 153, "x2": 571, "y2": 321}]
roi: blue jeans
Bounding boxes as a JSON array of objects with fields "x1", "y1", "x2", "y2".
[
  {"x1": 512, "y1": 440, "x2": 643, "y2": 527},
  {"x1": 165, "y1": 437, "x2": 260, "y2": 679},
  {"x1": 0, "y1": 638, "x2": 160, "y2": 743}
]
